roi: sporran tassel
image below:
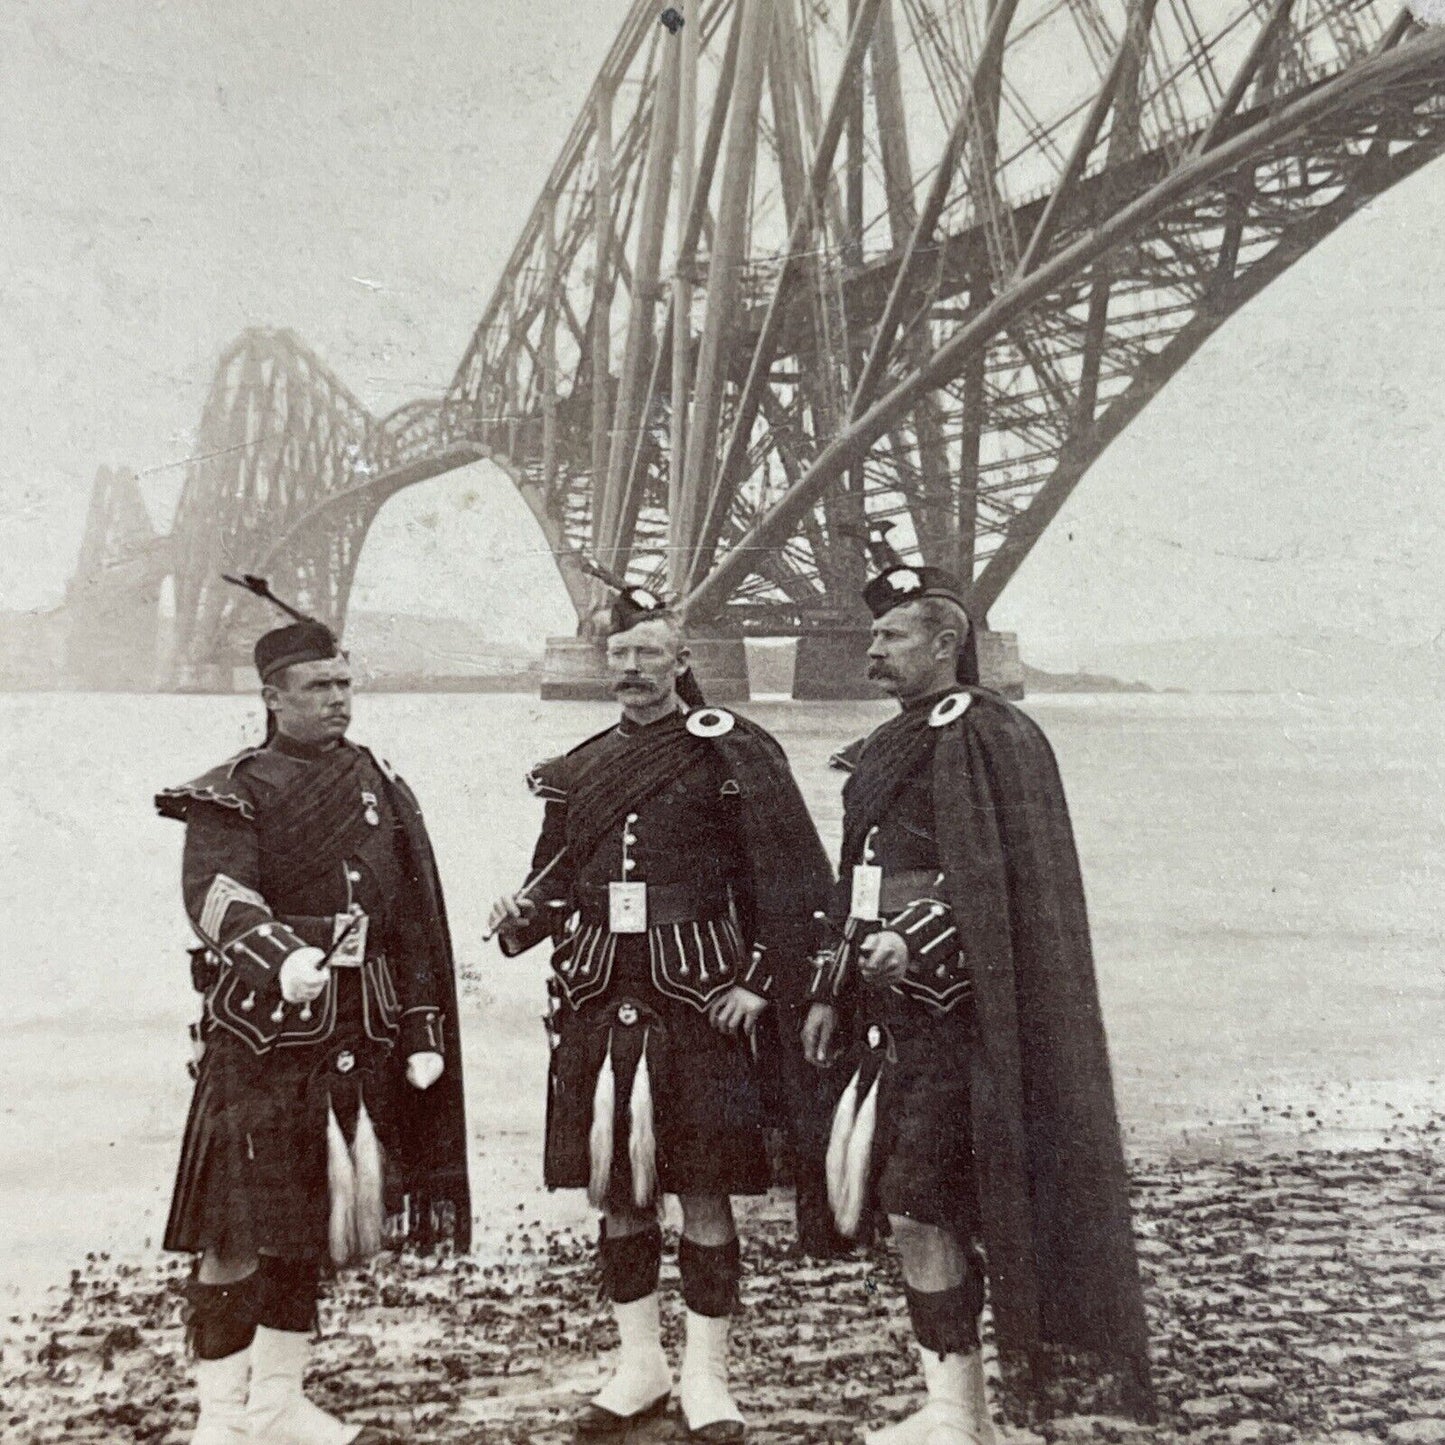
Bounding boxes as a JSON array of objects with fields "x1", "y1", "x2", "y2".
[
  {"x1": 587, "y1": 1031, "x2": 617, "y2": 1210},
  {"x1": 351, "y1": 1091, "x2": 386, "y2": 1261},
  {"x1": 628, "y1": 1031, "x2": 657, "y2": 1209},
  {"x1": 825, "y1": 1067, "x2": 863, "y2": 1224},
  {"x1": 835, "y1": 1070, "x2": 881, "y2": 1239},
  {"x1": 326, "y1": 1098, "x2": 358, "y2": 1266}
]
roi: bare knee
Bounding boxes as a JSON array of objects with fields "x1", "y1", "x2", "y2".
[
  {"x1": 603, "y1": 1206, "x2": 658, "y2": 1240},
  {"x1": 198, "y1": 1250, "x2": 258, "y2": 1286},
  {"x1": 679, "y1": 1193, "x2": 735, "y2": 1245},
  {"x1": 888, "y1": 1214, "x2": 965, "y2": 1292}
]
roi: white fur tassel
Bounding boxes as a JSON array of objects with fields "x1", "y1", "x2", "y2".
[
  {"x1": 326, "y1": 1098, "x2": 358, "y2": 1266},
  {"x1": 628, "y1": 1032, "x2": 657, "y2": 1209},
  {"x1": 825, "y1": 1068, "x2": 863, "y2": 1224},
  {"x1": 835, "y1": 1071, "x2": 881, "y2": 1239},
  {"x1": 351, "y1": 1092, "x2": 386, "y2": 1261},
  {"x1": 587, "y1": 1032, "x2": 617, "y2": 1210}
]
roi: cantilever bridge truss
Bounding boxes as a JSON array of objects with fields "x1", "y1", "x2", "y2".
[{"x1": 70, "y1": 0, "x2": 1445, "y2": 681}]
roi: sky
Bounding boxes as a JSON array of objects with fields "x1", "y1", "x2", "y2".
[{"x1": 4, "y1": 0, "x2": 1444, "y2": 671}]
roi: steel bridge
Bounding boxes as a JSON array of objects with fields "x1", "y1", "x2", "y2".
[{"x1": 65, "y1": 0, "x2": 1445, "y2": 689}]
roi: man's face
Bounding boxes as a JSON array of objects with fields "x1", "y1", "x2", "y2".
[
  {"x1": 866, "y1": 602, "x2": 947, "y2": 700},
  {"x1": 606, "y1": 618, "x2": 686, "y2": 709},
  {"x1": 264, "y1": 655, "x2": 352, "y2": 744}
]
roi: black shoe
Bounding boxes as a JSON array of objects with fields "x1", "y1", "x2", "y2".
[
  {"x1": 574, "y1": 1391, "x2": 671, "y2": 1438},
  {"x1": 685, "y1": 1422, "x2": 745, "y2": 1443}
]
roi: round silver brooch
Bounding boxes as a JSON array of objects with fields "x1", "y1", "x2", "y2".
[
  {"x1": 617, "y1": 1003, "x2": 640, "y2": 1027},
  {"x1": 928, "y1": 692, "x2": 972, "y2": 729},
  {"x1": 335, "y1": 1051, "x2": 355, "y2": 1074},
  {"x1": 686, "y1": 708, "x2": 735, "y2": 738}
]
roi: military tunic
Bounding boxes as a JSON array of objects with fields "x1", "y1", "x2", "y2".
[
  {"x1": 159, "y1": 733, "x2": 457, "y2": 1262},
  {"x1": 504, "y1": 707, "x2": 819, "y2": 1205}
]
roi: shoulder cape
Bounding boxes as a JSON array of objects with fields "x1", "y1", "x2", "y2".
[
  {"x1": 707, "y1": 711, "x2": 833, "y2": 999},
  {"x1": 931, "y1": 691, "x2": 1152, "y2": 1407}
]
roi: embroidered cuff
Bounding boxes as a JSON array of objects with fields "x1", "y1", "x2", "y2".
[
  {"x1": 497, "y1": 911, "x2": 556, "y2": 958},
  {"x1": 738, "y1": 943, "x2": 772, "y2": 999},
  {"x1": 221, "y1": 919, "x2": 309, "y2": 994},
  {"x1": 400, "y1": 1007, "x2": 444, "y2": 1058},
  {"x1": 891, "y1": 898, "x2": 958, "y2": 968}
]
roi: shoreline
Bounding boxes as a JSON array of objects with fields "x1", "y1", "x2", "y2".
[{"x1": 3, "y1": 1125, "x2": 1442, "y2": 1443}]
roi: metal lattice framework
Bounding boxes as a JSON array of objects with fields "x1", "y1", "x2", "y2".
[{"x1": 91, "y1": 0, "x2": 1445, "y2": 676}]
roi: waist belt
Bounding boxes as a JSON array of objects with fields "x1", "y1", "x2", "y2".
[
  {"x1": 880, "y1": 868, "x2": 946, "y2": 914},
  {"x1": 578, "y1": 881, "x2": 731, "y2": 930}
]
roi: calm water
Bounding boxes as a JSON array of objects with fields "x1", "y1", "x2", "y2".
[{"x1": 2, "y1": 689, "x2": 1442, "y2": 1312}]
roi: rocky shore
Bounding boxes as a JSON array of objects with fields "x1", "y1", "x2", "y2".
[{"x1": 5, "y1": 1135, "x2": 1442, "y2": 1444}]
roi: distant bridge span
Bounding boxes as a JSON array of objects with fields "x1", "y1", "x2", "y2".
[{"x1": 67, "y1": 0, "x2": 1445, "y2": 686}]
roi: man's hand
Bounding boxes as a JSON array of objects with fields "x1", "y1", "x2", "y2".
[
  {"x1": 406, "y1": 1051, "x2": 444, "y2": 1090},
  {"x1": 857, "y1": 929, "x2": 909, "y2": 988},
  {"x1": 708, "y1": 985, "x2": 767, "y2": 1038},
  {"x1": 487, "y1": 892, "x2": 537, "y2": 939},
  {"x1": 278, "y1": 946, "x2": 330, "y2": 1005},
  {"x1": 801, "y1": 1004, "x2": 837, "y2": 1067}
]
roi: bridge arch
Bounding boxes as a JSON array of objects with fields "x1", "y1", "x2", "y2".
[{"x1": 165, "y1": 329, "x2": 590, "y2": 683}]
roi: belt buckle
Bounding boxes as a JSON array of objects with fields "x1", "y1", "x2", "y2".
[{"x1": 330, "y1": 912, "x2": 368, "y2": 967}]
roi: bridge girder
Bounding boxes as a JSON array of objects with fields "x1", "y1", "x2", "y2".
[{"x1": 82, "y1": 0, "x2": 1445, "y2": 678}]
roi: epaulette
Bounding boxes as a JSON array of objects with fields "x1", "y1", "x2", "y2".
[
  {"x1": 526, "y1": 754, "x2": 570, "y2": 802},
  {"x1": 155, "y1": 748, "x2": 263, "y2": 823},
  {"x1": 828, "y1": 736, "x2": 868, "y2": 774},
  {"x1": 526, "y1": 722, "x2": 619, "y2": 803}
]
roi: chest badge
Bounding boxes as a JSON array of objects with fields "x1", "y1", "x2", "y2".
[{"x1": 361, "y1": 790, "x2": 380, "y2": 826}]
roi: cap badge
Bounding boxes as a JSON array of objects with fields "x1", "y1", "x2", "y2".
[{"x1": 686, "y1": 708, "x2": 735, "y2": 738}]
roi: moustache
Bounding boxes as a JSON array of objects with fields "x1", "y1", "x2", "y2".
[{"x1": 613, "y1": 676, "x2": 653, "y2": 691}]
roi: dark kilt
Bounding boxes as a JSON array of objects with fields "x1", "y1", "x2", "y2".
[
  {"x1": 165, "y1": 974, "x2": 402, "y2": 1261},
  {"x1": 842, "y1": 997, "x2": 981, "y2": 1237},
  {"x1": 545, "y1": 941, "x2": 770, "y2": 1204}
]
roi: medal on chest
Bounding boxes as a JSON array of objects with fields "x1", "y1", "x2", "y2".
[
  {"x1": 609, "y1": 811, "x2": 647, "y2": 933},
  {"x1": 850, "y1": 825, "x2": 882, "y2": 921},
  {"x1": 361, "y1": 789, "x2": 380, "y2": 827}
]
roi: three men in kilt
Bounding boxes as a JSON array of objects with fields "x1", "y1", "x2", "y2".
[
  {"x1": 157, "y1": 592, "x2": 470, "y2": 1445},
  {"x1": 803, "y1": 560, "x2": 1153, "y2": 1442},
  {"x1": 489, "y1": 587, "x2": 830, "y2": 1441},
  {"x1": 156, "y1": 564, "x2": 1151, "y2": 1444}
]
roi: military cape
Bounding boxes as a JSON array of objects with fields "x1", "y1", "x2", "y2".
[{"x1": 844, "y1": 687, "x2": 1152, "y2": 1406}]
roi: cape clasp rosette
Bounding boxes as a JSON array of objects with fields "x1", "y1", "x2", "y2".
[
  {"x1": 686, "y1": 708, "x2": 735, "y2": 738},
  {"x1": 928, "y1": 692, "x2": 973, "y2": 729}
]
